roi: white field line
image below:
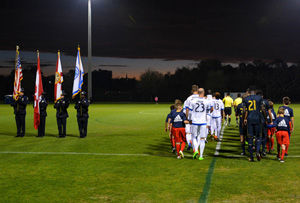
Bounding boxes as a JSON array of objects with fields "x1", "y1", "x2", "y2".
[
  {"x1": 214, "y1": 125, "x2": 225, "y2": 156},
  {"x1": 0, "y1": 151, "x2": 300, "y2": 158}
]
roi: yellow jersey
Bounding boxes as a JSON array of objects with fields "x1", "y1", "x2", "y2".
[
  {"x1": 233, "y1": 97, "x2": 242, "y2": 107},
  {"x1": 223, "y1": 96, "x2": 233, "y2": 108}
]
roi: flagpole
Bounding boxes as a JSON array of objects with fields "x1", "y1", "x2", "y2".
[{"x1": 88, "y1": 0, "x2": 92, "y2": 100}]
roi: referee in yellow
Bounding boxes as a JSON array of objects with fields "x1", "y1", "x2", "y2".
[
  {"x1": 233, "y1": 93, "x2": 243, "y2": 127},
  {"x1": 223, "y1": 93, "x2": 233, "y2": 126}
]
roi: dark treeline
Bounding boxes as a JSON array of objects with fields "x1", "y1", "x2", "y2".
[{"x1": 1, "y1": 59, "x2": 300, "y2": 103}]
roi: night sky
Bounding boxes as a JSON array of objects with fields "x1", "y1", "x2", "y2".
[{"x1": 1, "y1": 0, "x2": 300, "y2": 76}]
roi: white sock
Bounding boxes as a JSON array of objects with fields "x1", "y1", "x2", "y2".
[
  {"x1": 200, "y1": 139, "x2": 206, "y2": 158},
  {"x1": 186, "y1": 133, "x2": 191, "y2": 146}
]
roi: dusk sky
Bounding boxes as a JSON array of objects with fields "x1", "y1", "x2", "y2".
[{"x1": 1, "y1": 0, "x2": 300, "y2": 77}]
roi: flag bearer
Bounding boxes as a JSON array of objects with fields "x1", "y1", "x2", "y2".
[
  {"x1": 75, "y1": 91, "x2": 90, "y2": 138},
  {"x1": 54, "y1": 91, "x2": 69, "y2": 138},
  {"x1": 11, "y1": 88, "x2": 28, "y2": 137},
  {"x1": 38, "y1": 92, "x2": 48, "y2": 137}
]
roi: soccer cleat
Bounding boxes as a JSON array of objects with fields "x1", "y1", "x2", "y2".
[
  {"x1": 248, "y1": 157, "x2": 254, "y2": 162},
  {"x1": 172, "y1": 148, "x2": 176, "y2": 153},
  {"x1": 280, "y1": 159, "x2": 285, "y2": 163},
  {"x1": 177, "y1": 156, "x2": 181, "y2": 159},
  {"x1": 256, "y1": 153, "x2": 261, "y2": 161},
  {"x1": 179, "y1": 151, "x2": 184, "y2": 159},
  {"x1": 193, "y1": 151, "x2": 198, "y2": 159},
  {"x1": 261, "y1": 152, "x2": 267, "y2": 157},
  {"x1": 198, "y1": 157, "x2": 204, "y2": 161},
  {"x1": 241, "y1": 152, "x2": 246, "y2": 156}
]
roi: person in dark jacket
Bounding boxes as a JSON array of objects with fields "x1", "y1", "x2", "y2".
[
  {"x1": 75, "y1": 91, "x2": 90, "y2": 138},
  {"x1": 11, "y1": 88, "x2": 28, "y2": 137},
  {"x1": 54, "y1": 92, "x2": 69, "y2": 138},
  {"x1": 38, "y1": 92, "x2": 48, "y2": 137}
]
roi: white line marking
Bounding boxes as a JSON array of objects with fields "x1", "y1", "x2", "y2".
[
  {"x1": 0, "y1": 151, "x2": 300, "y2": 158},
  {"x1": 214, "y1": 125, "x2": 225, "y2": 156}
]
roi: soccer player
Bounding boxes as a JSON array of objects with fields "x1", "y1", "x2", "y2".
[
  {"x1": 274, "y1": 107, "x2": 290, "y2": 163},
  {"x1": 236, "y1": 95, "x2": 247, "y2": 155},
  {"x1": 184, "y1": 85, "x2": 200, "y2": 151},
  {"x1": 278, "y1": 97, "x2": 294, "y2": 156},
  {"x1": 211, "y1": 92, "x2": 224, "y2": 141},
  {"x1": 266, "y1": 101, "x2": 276, "y2": 153},
  {"x1": 165, "y1": 104, "x2": 176, "y2": 152},
  {"x1": 256, "y1": 90, "x2": 272, "y2": 157},
  {"x1": 223, "y1": 93, "x2": 233, "y2": 126},
  {"x1": 243, "y1": 88, "x2": 266, "y2": 162},
  {"x1": 170, "y1": 100, "x2": 189, "y2": 159},
  {"x1": 186, "y1": 88, "x2": 212, "y2": 160},
  {"x1": 206, "y1": 90, "x2": 214, "y2": 139},
  {"x1": 233, "y1": 93, "x2": 243, "y2": 127}
]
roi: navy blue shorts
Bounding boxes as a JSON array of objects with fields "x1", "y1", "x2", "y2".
[{"x1": 247, "y1": 122, "x2": 261, "y2": 138}]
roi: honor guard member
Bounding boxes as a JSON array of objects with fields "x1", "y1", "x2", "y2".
[
  {"x1": 38, "y1": 92, "x2": 48, "y2": 137},
  {"x1": 54, "y1": 91, "x2": 69, "y2": 138},
  {"x1": 11, "y1": 88, "x2": 28, "y2": 137},
  {"x1": 75, "y1": 91, "x2": 89, "y2": 138}
]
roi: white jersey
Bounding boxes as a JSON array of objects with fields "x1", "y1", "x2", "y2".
[
  {"x1": 206, "y1": 95, "x2": 213, "y2": 115},
  {"x1": 188, "y1": 97, "x2": 211, "y2": 125},
  {"x1": 212, "y1": 99, "x2": 224, "y2": 118},
  {"x1": 184, "y1": 94, "x2": 199, "y2": 120}
]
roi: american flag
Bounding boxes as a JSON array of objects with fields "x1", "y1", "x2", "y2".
[{"x1": 13, "y1": 47, "x2": 23, "y2": 100}]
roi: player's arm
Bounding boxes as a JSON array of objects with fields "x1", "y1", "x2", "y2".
[
  {"x1": 243, "y1": 104, "x2": 248, "y2": 125},
  {"x1": 261, "y1": 103, "x2": 268, "y2": 123},
  {"x1": 268, "y1": 109, "x2": 273, "y2": 124}
]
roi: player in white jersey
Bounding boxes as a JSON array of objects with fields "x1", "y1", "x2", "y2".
[
  {"x1": 186, "y1": 88, "x2": 212, "y2": 160},
  {"x1": 211, "y1": 92, "x2": 224, "y2": 141},
  {"x1": 184, "y1": 85, "x2": 199, "y2": 151},
  {"x1": 205, "y1": 90, "x2": 214, "y2": 139}
]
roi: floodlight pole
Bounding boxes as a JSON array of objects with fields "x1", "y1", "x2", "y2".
[{"x1": 88, "y1": 0, "x2": 92, "y2": 99}]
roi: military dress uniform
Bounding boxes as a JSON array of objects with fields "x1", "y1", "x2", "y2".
[
  {"x1": 38, "y1": 96, "x2": 48, "y2": 137},
  {"x1": 75, "y1": 94, "x2": 89, "y2": 138},
  {"x1": 11, "y1": 95, "x2": 28, "y2": 137},
  {"x1": 54, "y1": 97, "x2": 69, "y2": 138}
]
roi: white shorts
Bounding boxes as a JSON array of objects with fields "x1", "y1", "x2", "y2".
[
  {"x1": 191, "y1": 124, "x2": 207, "y2": 139},
  {"x1": 185, "y1": 124, "x2": 191, "y2": 134}
]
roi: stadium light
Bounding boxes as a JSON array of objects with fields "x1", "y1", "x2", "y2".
[{"x1": 87, "y1": 0, "x2": 92, "y2": 100}]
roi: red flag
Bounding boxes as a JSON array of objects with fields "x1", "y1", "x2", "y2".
[
  {"x1": 34, "y1": 51, "x2": 43, "y2": 130},
  {"x1": 13, "y1": 46, "x2": 23, "y2": 100}
]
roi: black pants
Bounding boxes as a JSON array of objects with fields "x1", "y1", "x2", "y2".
[
  {"x1": 15, "y1": 115, "x2": 25, "y2": 137},
  {"x1": 38, "y1": 116, "x2": 46, "y2": 137},
  {"x1": 77, "y1": 117, "x2": 88, "y2": 137},
  {"x1": 57, "y1": 117, "x2": 67, "y2": 136}
]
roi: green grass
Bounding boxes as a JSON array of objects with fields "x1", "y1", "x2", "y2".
[{"x1": 0, "y1": 103, "x2": 299, "y2": 202}]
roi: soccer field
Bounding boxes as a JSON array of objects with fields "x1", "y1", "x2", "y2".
[{"x1": 0, "y1": 103, "x2": 299, "y2": 202}]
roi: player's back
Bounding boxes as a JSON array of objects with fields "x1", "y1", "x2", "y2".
[
  {"x1": 190, "y1": 97, "x2": 210, "y2": 125},
  {"x1": 170, "y1": 110, "x2": 186, "y2": 128},
  {"x1": 212, "y1": 99, "x2": 224, "y2": 118},
  {"x1": 279, "y1": 106, "x2": 294, "y2": 121},
  {"x1": 223, "y1": 96, "x2": 233, "y2": 107},
  {"x1": 274, "y1": 116, "x2": 290, "y2": 132},
  {"x1": 236, "y1": 102, "x2": 245, "y2": 119},
  {"x1": 244, "y1": 94, "x2": 263, "y2": 124}
]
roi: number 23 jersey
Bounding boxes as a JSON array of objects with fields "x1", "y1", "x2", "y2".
[
  {"x1": 188, "y1": 97, "x2": 212, "y2": 125},
  {"x1": 243, "y1": 95, "x2": 263, "y2": 124}
]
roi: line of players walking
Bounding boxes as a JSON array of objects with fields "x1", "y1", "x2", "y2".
[
  {"x1": 11, "y1": 88, "x2": 90, "y2": 138},
  {"x1": 165, "y1": 85, "x2": 295, "y2": 163}
]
